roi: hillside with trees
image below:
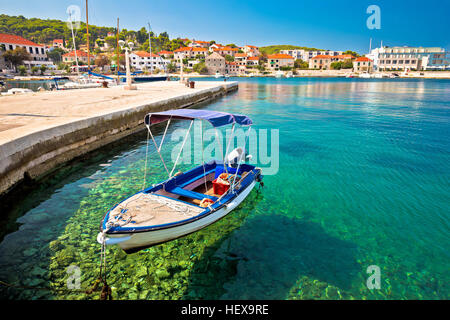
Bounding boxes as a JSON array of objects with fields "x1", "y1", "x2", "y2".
[
  {"x1": 0, "y1": 14, "x2": 185, "y2": 53},
  {"x1": 259, "y1": 45, "x2": 322, "y2": 55}
]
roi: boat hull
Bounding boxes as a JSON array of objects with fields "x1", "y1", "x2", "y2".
[{"x1": 100, "y1": 180, "x2": 257, "y2": 253}]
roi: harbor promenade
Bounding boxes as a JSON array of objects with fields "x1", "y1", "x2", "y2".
[{"x1": 0, "y1": 80, "x2": 238, "y2": 195}]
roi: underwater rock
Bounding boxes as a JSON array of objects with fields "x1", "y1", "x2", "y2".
[{"x1": 23, "y1": 247, "x2": 39, "y2": 257}]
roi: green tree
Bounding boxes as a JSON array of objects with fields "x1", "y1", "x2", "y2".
[
  {"x1": 95, "y1": 55, "x2": 110, "y2": 70},
  {"x1": 330, "y1": 61, "x2": 342, "y2": 70},
  {"x1": 40, "y1": 65, "x2": 47, "y2": 75},
  {"x1": 193, "y1": 62, "x2": 208, "y2": 74},
  {"x1": 166, "y1": 63, "x2": 176, "y2": 73},
  {"x1": 47, "y1": 47, "x2": 65, "y2": 64},
  {"x1": 294, "y1": 59, "x2": 308, "y2": 69},
  {"x1": 18, "y1": 65, "x2": 27, "y2": 75},
  {"x1": 3, "y1": 47, "x2": 31, "y2": 71},
  {"x1": 224, "y1": 55, "x2": 234, "y2": 62},
  {"x1": 343, "y1": 50, "x2": 359, "y2": 58},
  {"x1": 31, "y1": 66, "x2": 39, "y2": 75},
  {"x1": 342, "y1": 60, "x2": 354, "y2": 69},
  {"x1": 105, "y1": 36, "x2": 117, "y2": 49}
]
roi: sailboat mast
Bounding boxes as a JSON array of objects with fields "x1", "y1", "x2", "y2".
[
  {"x1": 148, "y1": 22, "x2": 152, "y2": 75},
  {"x1": 116, "y1": 18, "x2": 120, "y2": 76},
  {"x1": 86, "y1": 0, "x2": 90, "y2": 70},
  {"x1": 69, "y1": 11, "x2": 80, "y2": 76}
]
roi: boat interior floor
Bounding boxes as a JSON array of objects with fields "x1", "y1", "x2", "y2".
[{"x1": 108, "y1": 193, "x2": 204, "y2": 228}]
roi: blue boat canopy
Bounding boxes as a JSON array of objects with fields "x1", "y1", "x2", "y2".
[{"x1": 145, "y1": 109, "x2": 252, "y2": 127}]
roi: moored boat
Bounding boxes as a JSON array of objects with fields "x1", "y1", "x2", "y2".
[{"x1": 97, "y1": 109, "x2": 263, "y2": 253}]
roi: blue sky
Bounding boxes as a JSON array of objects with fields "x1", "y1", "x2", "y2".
[{"x1": 1, "y1": 0, "x2": 449, "y2": 53}]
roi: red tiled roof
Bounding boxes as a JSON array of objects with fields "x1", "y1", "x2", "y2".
[
  {"x1": 133, "y1": 51, "x2": 160, "y2": 58},
  {"x1": 268, "y1": 54, "x2": 294, "y2": 59},
  {"x1": 53, "y1": 39, "x2": 64, "y2": 44},
  {"x1": 334, "y1": 54, "x2": 354, "y2": 59},
  {"x1": 247, "y1": 56, "x2": 259, "y2": 60},
  {"x1": 193, "y1": 40, "x2": 209, "y2": 44},
  {"x1": 235, "y1": 53, "x2": 247, "y2": 58},
  {"x1": 311, "y1": 54, "x2": 333, "y2": 60},
  {"x1": 245, "y1": 45, "x2": 258, "y2": 49},
  {"x1": 158, "y1": 50, "x2": 173, "y2": 54},
  {"x1": 214, "y1": 46, "x2": 239, "y2": 52},
  {"x1": 355, "y1": 57, "x2": 372, "y2": 62},
  {"x1": 62, "y1": 50, "x2": 94, "y2": 58},
  {"x1": 174, "y1": 46, "x2": 207, "y2": 53},
  {"x1": 0, "y1": 33, "x2": 43, "y2": 47}
]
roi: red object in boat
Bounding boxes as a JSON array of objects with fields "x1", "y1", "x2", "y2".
[{"x1": 212, "y1": 177, "x2": 230, "y2": 195}]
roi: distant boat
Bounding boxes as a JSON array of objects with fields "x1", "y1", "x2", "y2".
[
  {"x1": 285, "y1": 71, "x2": 293, "y2": 78},
  {"x1": 1, "y1": 88, "x2": 33, "y2": 95},
  {"x1": 275, "y1": 70, "x2": 284, "y2": 78},
  {"x1": 214, "y1": 71, "x2": 224, "y2": 79},
  {"x1": 359, "y1": 72, "x2": 372, "y2": 78}
]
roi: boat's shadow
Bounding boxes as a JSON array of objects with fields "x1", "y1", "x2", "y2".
[{"x1": 182, "y1": 209, "x2": 359, "y2": 299}]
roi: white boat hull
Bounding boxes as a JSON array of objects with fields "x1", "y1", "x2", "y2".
[{"x1": 98, "y1": 180, "x2": 257, "y2": 253}]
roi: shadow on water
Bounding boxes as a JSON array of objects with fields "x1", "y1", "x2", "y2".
[{"x1": 183, "y1": 212, "x2": 359, "y2": 299}]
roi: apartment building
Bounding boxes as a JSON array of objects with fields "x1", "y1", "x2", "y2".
[
  {"x1": 369, "y1": 46, "x2": 449, "y2": 71},
  {"x1": 129, "y1": 51, "x2": 169, "y2": 71},
  {"x1": 280, "y1": 49, "x2": 343, "y2": 62},
  {"x1": 174, "y1": 47, "x2": 208, "y2": 60}
]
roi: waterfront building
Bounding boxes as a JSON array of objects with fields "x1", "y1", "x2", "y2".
[
  {"x1": 0, "y1": 33, "x2": 54, "y2": 69},
  {"x1": 205, "y1": 52, "x2": 226, "y2": 74},
  {"x1": 368, "y1": 46, "x2": 449, "y2": 71},
  {"x1": 309, "y1": 54, "x2": 332, "y2": 69},
  {"x1": 129, "y1": 51, "x2": 168, "y2": 71},
  {"x1": 267, "y1": 54, "x2": 294, "y2": 71},
  {"x1": 226, "y1": 61, "x2": 239, "y2": 75},
  {"x1": 353, "y1": 57, "x2": 373, "y2": 73},
  {"x1": 62, "y1": 50, "x2": 95, "y2": 65},
  {"x1": 280, "y1": 49, "x2": 343, "y2": 62}
]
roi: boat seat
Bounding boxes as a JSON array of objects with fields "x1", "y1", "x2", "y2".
[{"x1": 169, "y1": 187, "x2": 218, "y2": 201}]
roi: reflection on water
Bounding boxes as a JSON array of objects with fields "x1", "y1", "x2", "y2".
[{"x1": 0, "y1": 77, "x2": 449, "y2": 300}]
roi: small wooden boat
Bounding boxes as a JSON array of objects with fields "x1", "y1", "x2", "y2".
[{"x1": 97, "y1": 109, "x2": 263, "y2": 253}]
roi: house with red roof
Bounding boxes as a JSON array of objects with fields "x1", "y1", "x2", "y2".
[
  {"x1": 188, "y1": 40, "x2": 210, "y2": 49},
  {"x1": 158, "y1": 50, "x2": 174, "y2": 59},
  {"x1": 309, "y1": 54, "x2": 333, "y2": 69},
  {"x1": 247, "y1": 56, "x2": 260, "y2": 66},
  {"x1": 52, "y1": 39, "x2": 66, "y2": 50},
  {"x1": 0, "y1": 33, "x2": 54, "y2": 70},
  {"x1": 267, "y1": 54, "x2": 294, "y2": 71},
  {"x1": 62, "y1": 50, "x2": 95, "y2": 65},
  {"x1": 213, "y1": 46, "x2": 239, "y2": 57},
  {"x1": 353, "y1": 57, "x2": 373, "y2": 73},
  {"x1": 242, "y1": 45, "x2": 260, "y2": 57}
]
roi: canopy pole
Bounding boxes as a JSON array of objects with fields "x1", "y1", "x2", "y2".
[
  {"x1": 169, "y1": 120, "x2": 194, "y2": 178},
  {"x1": 146, "y1": 124, "x2": 170, "y2": 176},
  {"x1": 231, "y1": 126, "x2": 252, "y2": 192},
  {"x1": 201, "y1": 121, "x2": 208, "y2": 191},
  {"x1": 223, "y1": 123, "x2": 235, "y2": 172},
  {"x1": 158, "y1": 117, "x2": 172, "y2": 152}
]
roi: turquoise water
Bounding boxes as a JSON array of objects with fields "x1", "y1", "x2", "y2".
[{"x1": 0, "y1": 77, "x2": 449, "y2": 300}]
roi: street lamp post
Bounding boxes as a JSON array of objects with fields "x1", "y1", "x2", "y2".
[{"x1": 119, "y1": 40, "x2": 137, "y2": 90}]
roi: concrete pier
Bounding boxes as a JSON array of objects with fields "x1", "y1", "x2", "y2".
[{"x1": 0, "y1": 80, "x2": 238, "y2": 195}]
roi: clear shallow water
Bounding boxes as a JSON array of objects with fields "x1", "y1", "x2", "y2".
[{"x1": 0, "y1": 77, "x2": 449, "y2": 300}]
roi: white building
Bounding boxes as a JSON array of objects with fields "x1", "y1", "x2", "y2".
[
  {"x1": 129, "y1": 51, "x2": 169, "y2": 71},
  {"x1": 366, "y1": 46, "x2": 449, "y2": 71},
  {"x1": 280, "y1": 49, "x2": 343, "y2": 62},
  {"x1": 0, "y1": 33, "x2": 54, "y2": 69}
]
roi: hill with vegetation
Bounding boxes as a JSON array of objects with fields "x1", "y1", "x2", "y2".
[
  {"x1": 0, "y1": 14, "x2": 185, "y2": 53},
  {"x1": 259, "y1": 45, "x2": 322, "y2": 55}
]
